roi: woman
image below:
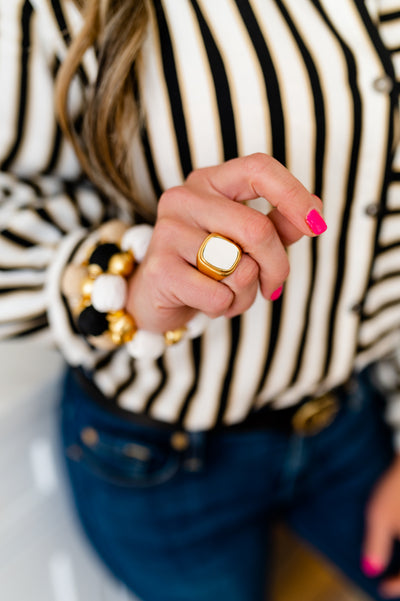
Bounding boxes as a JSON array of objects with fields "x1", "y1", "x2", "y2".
[{"x1": 2, "y1": 0, "x2": 400, "y2": 599}]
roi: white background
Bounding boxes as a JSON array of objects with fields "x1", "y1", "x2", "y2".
[{"x1": 0, "y1": 340, "x2": 139, "y2": 601}]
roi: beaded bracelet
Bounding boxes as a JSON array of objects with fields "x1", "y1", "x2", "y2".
[{"x1": 61, "y1": 220, "x2": 209, "y2": 359}]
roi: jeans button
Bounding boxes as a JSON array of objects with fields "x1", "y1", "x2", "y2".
[{"x1": 170, "y1": 431, "x2": 190, "y2": 451}]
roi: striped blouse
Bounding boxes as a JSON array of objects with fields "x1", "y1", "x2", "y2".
[{"x1": 2, "y1": 0, "x2": 400, "y2": 435}]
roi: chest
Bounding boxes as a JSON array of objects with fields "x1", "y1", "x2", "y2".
[{"x1": 138, "y1": 0, "x2": 399, "y2": 189}]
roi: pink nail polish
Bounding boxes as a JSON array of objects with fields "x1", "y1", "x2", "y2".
[
  {"x1": 306, "y1": 209, "x2": 327, "y2": 235},
  {"x1": 270, "y1": 286, "x2": 283, "y2": 301},
  {"x1": 361, "y1": 557, "x2": 384, "y2": 578}
]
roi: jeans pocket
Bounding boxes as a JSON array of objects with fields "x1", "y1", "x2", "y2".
[
  {"x1": 62, "y1": 401, "x2": 181, "y2": 488},
  {"x1": 85, "y1": 429, "x2": 181, "y2": 487}
]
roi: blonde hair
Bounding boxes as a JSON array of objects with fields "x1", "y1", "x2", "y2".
[{"x1": 55, "y1": 0, "x2": 152, "y2": 219}]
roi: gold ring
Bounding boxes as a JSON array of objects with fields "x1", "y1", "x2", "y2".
[{"x1": 196, "y1": 233, "x2": 242, "y2": 280}]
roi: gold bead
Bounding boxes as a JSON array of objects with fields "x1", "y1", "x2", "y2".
[
  {"x1": 87, "y1": 263, "x2": 103, "y2": 278},
  {"x1": 73, "y1": 297, "x2": 91, "y2": 316},
  {"x1": 80, "y1": 276, "x2": 95, "y2": 300},
  {"x1": 107, "y1": 310, "x2": 125, "y2": 322},
  {"x1": 107, "y1": 311, "x2": 136, "y2": 345},
  {"x1": 164, "y1": 327, "x2": 187, "y2": 346},
  {"x1": 108, "y1": 252, "x2": 135, "y2": 277}
]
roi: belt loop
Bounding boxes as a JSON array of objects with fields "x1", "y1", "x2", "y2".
[
  {"x1": 182, "y1": 432, "x2": 207, "y2": 473},
  {"x1": 346, "y1": 371, "x2": 363, "y2": 411},
  {"x1": 280, "y1": 435, "x2": 307, "y2": 500}
]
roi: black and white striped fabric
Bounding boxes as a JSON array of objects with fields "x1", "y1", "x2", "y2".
[{"x1": 2, "y1": 0, "x2": 400, "y2": 433}]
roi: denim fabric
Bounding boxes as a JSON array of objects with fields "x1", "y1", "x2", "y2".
[{"x1": 59, "y1": 369, "x2": 400, "y2": 601}]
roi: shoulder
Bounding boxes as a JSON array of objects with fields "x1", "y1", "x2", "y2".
[{"x1": 24, "y1": 0, "x2": 96, "y2": 80}]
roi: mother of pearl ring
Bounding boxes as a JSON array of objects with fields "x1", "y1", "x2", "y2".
[{"x1": 196, "y1": 233, "x2": 242, "y2": 281}]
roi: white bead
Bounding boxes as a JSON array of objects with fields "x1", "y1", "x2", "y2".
[
  {"x1": 91, "y1": 274, "x2": 127, "y2": 313},
  {"x1": 185, "y1": 312, "x2": 209, "y2": 339},
  {"x1": 121, "y1": 225, "x2": 154, "y2": 263},
  {"x1": 126, "y1": 330, "x2": 165, "y2": 359}
]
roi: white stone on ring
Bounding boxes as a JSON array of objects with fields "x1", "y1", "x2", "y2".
[{"x1": 197, "y1": 233, "x2": 242, "y2": 280}]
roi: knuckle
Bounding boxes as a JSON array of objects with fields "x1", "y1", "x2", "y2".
[
  {"x1": 153, "y1": 217, "x2": 177, "y2": 246},
  {"x1": 144, "y1": 253, "x2": 168, "y2": 283},
  {"x1": 208, "y1": 284, "x2": 234, "y2": 316},
  {"x1": 225, "y1": 288, "x2": 258, "y2": 319},
  {"x1": 280, "y1": 180, "x2": 303, "y2": 208},
  {"x1": 280, "y1": 258, "x2": 290, "y2": 281},
  {"x1": 157, "y1": 185, "x2": 186, "y2": 217},
  {"x1": 242, "y1": 152, "x2": 270, "y2": 176},
  {"x1": 185, "y1": 169, "x2": 202, "y2": 186},
  {"x1": 242, "y1": 213, "x2": 274, "y2": 246},
  {"x1": 185, "y1": 165, "x2": 213, "y2": 188},
  {"x1": 235, "y1": 256, "x2": 259, "y2": 288}
]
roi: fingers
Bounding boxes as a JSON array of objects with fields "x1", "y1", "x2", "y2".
[
  {"x1": 268, "y1": 208, "x2": 307, "y2": 247},
  {"x1": 185, "y1": 153, "x2": 326, "y2": 237},
  {"x1": 128, "y1": 215, "x2": 286, "y2": 331},
  {"x1": 159, "y1": 258, "x2": 259, "y2": 321},
  {"x1": 155, "y1": 217, "x2": 289, "y2": 303},
  {"x1": 132, "y1": 153, "x2": 327, "y2": 330},
  {"x1": 159, "y1": 193, "x2": 292, "y2": 300},
  {"x1": 379, "y1": 576, "x2": 400, "y2": 598},
  {"x1": 158, "y1": 153, "x2": 327, "y2": 301},
  {"x1": 359, "y1": 456, "x2": 400, "y2": 597},
  {"x1": 361, "y1": 501, "x2": 394, "y2": 598},
  {"x1": 362, "y1": 515, "x2": 392, "y2": 579}
]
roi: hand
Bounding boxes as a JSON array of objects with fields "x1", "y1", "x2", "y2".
[
  {"x1": 127, "y1": 153, "x2": 326, "y2": 332},
  {"x1": 362, "y1": 454, "x2": 400, "y2": 596}
]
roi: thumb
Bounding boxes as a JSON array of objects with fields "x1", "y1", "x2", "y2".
[{"x1": 361, "y1": 515, "x2": 393, "y2": 577}]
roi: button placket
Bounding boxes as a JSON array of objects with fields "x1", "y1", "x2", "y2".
[
  {"x1": 351, "y1": 302, "x2": 364, "y2": 315},
  {"x1": 350, "y1": 199, "x2": 382, "y2": 315},
  {"x1": 365, "y1": 202, "x2": 381, "y2": 217},
  {"x1": 373, "y1": 75, "x2": 394, "y2": 93}
]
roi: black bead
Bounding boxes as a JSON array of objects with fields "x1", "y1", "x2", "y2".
[
  {"x1": 77, "y1": 305, "x2": 108, "y2": 336},
  {"x1": 88, "y1": 243, "x2": 120, "y2": 271}
]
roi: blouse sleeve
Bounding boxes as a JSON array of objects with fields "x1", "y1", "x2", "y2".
[{"x1": 0, "y1": 0, "x2": 124, "y2": 368}]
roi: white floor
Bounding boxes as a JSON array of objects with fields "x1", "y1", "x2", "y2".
[{"x1": 0, "y1": 340, "x2": 140, "y2": 601}]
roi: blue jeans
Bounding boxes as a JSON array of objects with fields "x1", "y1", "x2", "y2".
[{"x1": 60, "y1": 368, "x2": 400, "y2": 601}]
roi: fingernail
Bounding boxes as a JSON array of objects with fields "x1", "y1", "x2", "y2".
[
  {"x1": 270, "y1": 286, "x2": 283, "y2": 301},
  {"x1": 361, "y1": 557, "x2": 385, "y2": 577},
  {"x1": 306, "y1": 209, "x2": 327, "y2": 235}
]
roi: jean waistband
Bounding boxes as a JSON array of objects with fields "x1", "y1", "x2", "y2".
[{"x1": 72, "y1": 366, "x2": 381, "y2": 439}]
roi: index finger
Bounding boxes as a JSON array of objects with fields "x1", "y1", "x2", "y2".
[{"x1": 190, "y1": 152, "x2": 327, "y2": 237}]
